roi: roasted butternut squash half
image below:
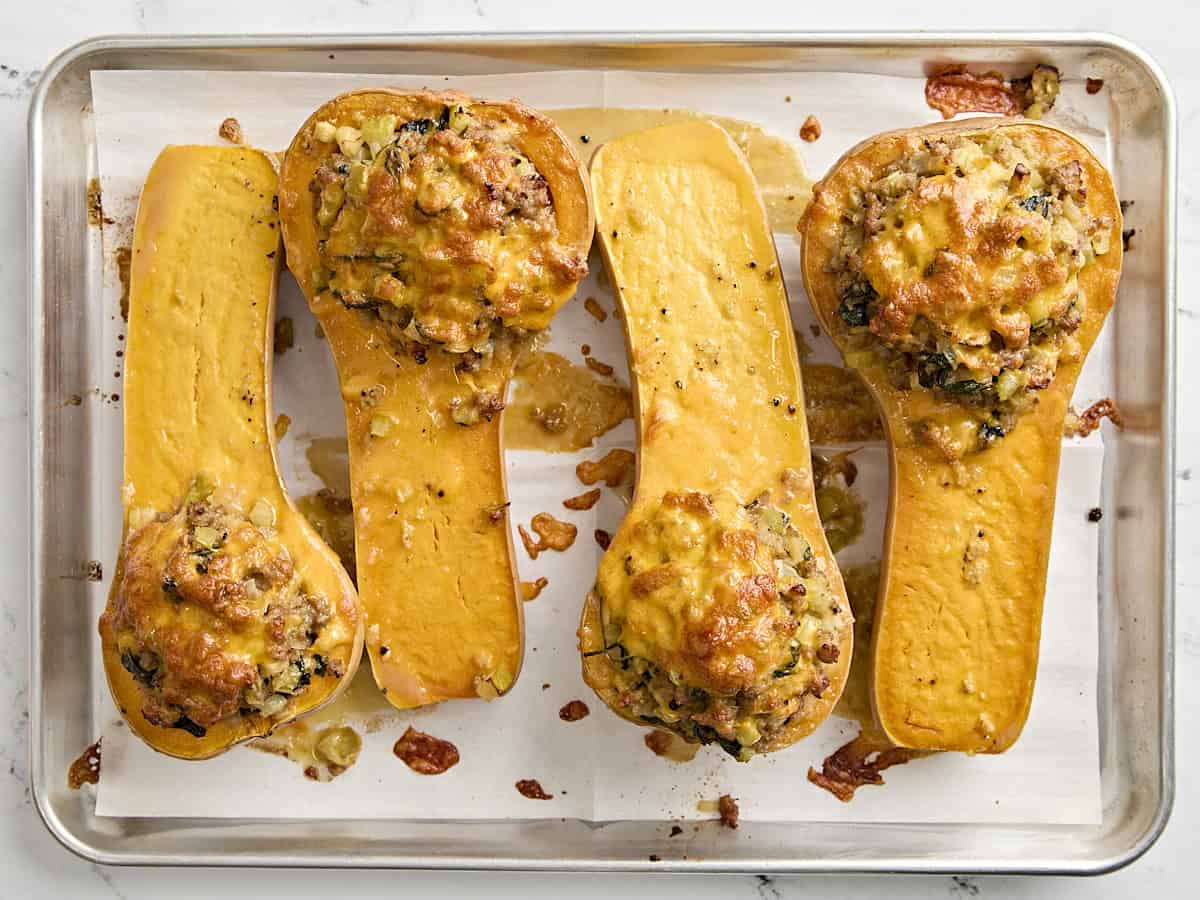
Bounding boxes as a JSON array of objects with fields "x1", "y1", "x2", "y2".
[
  {"x1": 582, "y1": 120, "x2": 852, "y2": 760},
  {"x1": 99, "y1": 146, "x2": 364, "y2": 759},
  {"x1": 800, "y1": 118, "x2": 1122, "y2": 752},
  {"x1": 279, "y1": 90, "x2": 593, "y2": 707}
]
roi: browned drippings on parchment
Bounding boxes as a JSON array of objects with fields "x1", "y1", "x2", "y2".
[
  {"x1": 558, "y1": 700, "x2": 590, "y2": 722},
  {"x1": 518, "y1": 512, "x2": 578, "y2": 560},
  {"x1": 831, "y1": 562, "x2": 881, "y2": 728},
  {"x1": 563, "y1": 488, "x2": 602, "y2": 511},
  {"x1": 296, "y1": 489, "x2": 356, "y2": 582},
  {"x1": 114, "y1": 245, "x2": 132, "y2": 322},
  {"x1": 802, "y1": 363, "x2": 884, "y2": 444},
  {"x1": 644, "y1": 729, "x2": 700, "y2": 763},
  {"x1": 521, "y1": 577, "x2": 549, "y2": 601},
  {"x1": 505, "y1": 351, "x2": 632, "y2": 452},
  {"x1": 305, "y1": 436, "x2": 352, "y2": 496},
  {"x1": 576, "y1": 449, "x2": 636, "y2": 488},
  {"x1": 394, "y1": 726, "x2": 461, "y2": 775},
  {"x1": 249, "y1": 666, "x2": 392, "y2": 781},
  {"x1": 515, "y1": 778, "x2": 553, "y2": 799}
]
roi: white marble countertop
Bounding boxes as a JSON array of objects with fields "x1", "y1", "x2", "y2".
[{"x1": 1, "y1": 1, "x2": 1193, "y2": 897}]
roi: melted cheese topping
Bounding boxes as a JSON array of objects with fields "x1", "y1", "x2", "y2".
[
  {"x1": 831, "y1": 132, "x2": 1111, "y2": 457},
  {"x1": 595, "y1": 490, "x2": 842, "y2": 758},
  {"x1": 309, "y1": 101, "x2": 587, "y2": 353},
  {"x1": 102, "y1": 496, "x2": 342, "y2": 735}
]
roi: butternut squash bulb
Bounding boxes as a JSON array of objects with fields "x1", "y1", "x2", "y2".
[
  {"x1": 582, "y1": 120, "x2": 852, "y2": 759},
  {"x1": 800, "y1": 118, "x2": 1122, "y2": 752},
  {"x1": 279, "y1": 90, "x2": 593, "y2": 707},
  {"x1": 99, "y1": 146, "x2": 364, "y2": 759}
]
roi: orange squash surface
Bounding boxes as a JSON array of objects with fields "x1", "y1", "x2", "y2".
[
  {"x1": 279, "y1": 90, "x2": 593, "y2": 707},
  {"x1": 100, "y1": 146, "x2": 363, "y2": 759},
  {"x1": 801, "y1": 119, "x2": 1121, "y2": 752}
]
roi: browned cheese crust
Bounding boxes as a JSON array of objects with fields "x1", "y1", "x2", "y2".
[
  {"x1": 101, "y1": 499, "x2": 343, "y2": 738},
  {"x1": 295, "y1": 90, "x2": 591, "y2": 355}
]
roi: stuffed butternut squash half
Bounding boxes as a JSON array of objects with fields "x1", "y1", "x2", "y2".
[
  {"x1": 100, "y1": 146, "x2": 364, "y2": 759},
  {"x1": 800, "y1": 119, "x2": 1122, "y2": 753},
  {"x1": 582, "y1": 121, "x2": 852, "y2": 760},
  {"x1": 279, "y1": 90, "x2": 593, "y2": 707}
]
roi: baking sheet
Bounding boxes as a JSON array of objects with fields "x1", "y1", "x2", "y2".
[{"x1": 89, "y1": 68, "x2": 1110, "y2": 824}]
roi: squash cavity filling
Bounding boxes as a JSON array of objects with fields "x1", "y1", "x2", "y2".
[
  {"x1": 307, "y1": 101, "x2": 588, "y2": 358},
  {"x1": 592, "y1": 490, "x2": 843, "y2": 761},
  {"x1": 102, "y1": 493, "x2": 342, "y2": 737},
  {"x1": 828, "y1": 132, "x2": 1114, "y2": 456}
]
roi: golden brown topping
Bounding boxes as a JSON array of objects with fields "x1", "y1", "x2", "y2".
[
  {"x1": 799, "y1": 115, "x2": 822, "y2": 143},
  {"x1": 393, "y1": 726, "x2": 460, "y2": 775},
  {"x1": 308, "y1": 99, "x2": 587, "y2": 355},
  {"x1": 563, "y1": 488, "x2": 602, "y2": 510},
  {"x1": 518, "y1": 513, "x2": 578, "y2": 560},
  {"x1": 829, "y1": 128, "x2": 1110, "y2": 455},
  {"x1": 558, "y1": 699, "x2": 590, "y2": 722},
  {"x1": 716, "y1": 529, "x2": 758, "y2": 561},
  {"x1": 593, "y1": 490, "x2": 847, "y2": 761},
  {"x1": 273, "y1": 413, "x2": 292, "y2": 440},
  {"x1": 577, "y1": 448, "x2": 636, "y2": 487},
  {"x1": 631, "y1": 564, "x2": 677, "y2": 596},
  {"x1": 515, "y1": 778, "x2": 553, "y2": 799},
  {"x1": 521, "y1": 577, "x2": 549, "y2": 601},
  {"x1": 717, "y1": 794, "x2": 740, "y2": 829},
  {"x1": 662, "y1": 490, "x2": 715, "y2": 517},
  {"x1": 101, "y1": 498, "x2": 334, "y2": 734},
  {"x1": 67, "y1": 739, "x2": 102, "y2": 789},
  {"x1": 218, "y1": 117, "x2": 245, "y2": 145}
]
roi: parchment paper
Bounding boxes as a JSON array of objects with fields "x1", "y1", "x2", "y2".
[{"x1": 89, "y1": 68, "x2": 1110, "y2": 824}]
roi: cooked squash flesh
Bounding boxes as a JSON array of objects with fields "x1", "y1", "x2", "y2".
[
  {"x1": 801, "y1": 119, "x2": 1122, "y2": 752},
  {"x1": 281, "y1": 91, "x2": 593, "y2": 707},
  {"x1": 100, "y1": 146, "x2": 362, "y2": 759},
  {"x1": 583, "y1": 120, "x2": 852, "y2": 759}
]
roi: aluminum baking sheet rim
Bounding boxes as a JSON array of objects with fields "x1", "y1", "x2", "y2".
[{"x1": 27, "y1": 30, "x2": 1177, "y2": 874}]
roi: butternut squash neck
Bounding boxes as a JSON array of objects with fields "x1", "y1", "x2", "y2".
[
  {"x1": 869, "y1": 375, "x2": 1072, "y2": 752},
  {"x1": 309, "y1": 295, "x2": 522, "y2": 707}
]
